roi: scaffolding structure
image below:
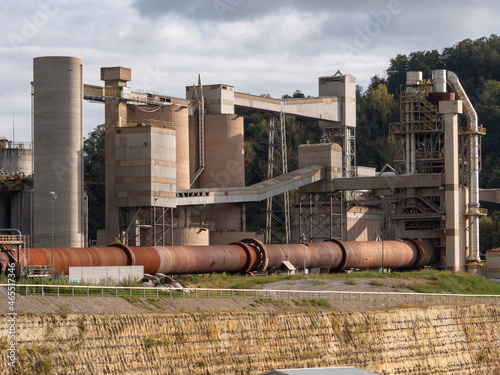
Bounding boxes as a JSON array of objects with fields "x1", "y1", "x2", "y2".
[
  {"x1": 390, "y1": 83, "x2": 447, "y2": 175},
  {"x1": 265, "y1": 112, "x2": 290, "y2": 244},
  {"x1": 321, "y1": 127, "x2": 356, "y2": 178},
  {"x1": 298, "y1": 192, "x2": 343, "y2": 242},
  {"x1": 119, "y1": 206, "x2": 173, "y2": 246}
]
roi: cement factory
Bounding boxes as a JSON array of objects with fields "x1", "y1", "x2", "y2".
[{"x1": 1, "y1": 55, "x2": 499, "y2": 278}]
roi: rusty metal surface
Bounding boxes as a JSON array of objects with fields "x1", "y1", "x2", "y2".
[
  {"x1": 312, "y1": 241, "x2": 344, "y2": 270},
  {"x1": 139, "y1": 245, "x2": 249, "y2": 275},
  {"x1": 264, "y1": 243, "x2": 319, "y2": 270},
  {"x1": 123, "y1": 246, "x2": 160, "y2": 274},
  {"x1": 408, "y1": 239, "x2": 434, "y2": 269},
  {"x1": 25, "y1": 247, "x2": 130, "y2": 275},
  {"x1": 0, "y1": 252, "x2": 10, "y2": 274},
  {"x1": 230, "y1": 241, "x2": 257, "y2": 273},
  {"x1": 11, "y1": 238, "x2": 434, "y2": 276},
  {"x1": 340, "y1": 241, "x2": 419, "y2": 270},
  {"x1": 239, "y1": 238, "x2": 268, "y2": 272}
]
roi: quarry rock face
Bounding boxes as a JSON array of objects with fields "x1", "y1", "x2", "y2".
[{"x1": 2, "y1": 304, "x2": 500, "y2": 374}]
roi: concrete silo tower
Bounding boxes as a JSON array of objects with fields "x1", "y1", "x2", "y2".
[{"x1": 33, "y1": 56, "x2": 84, "y2": 248}]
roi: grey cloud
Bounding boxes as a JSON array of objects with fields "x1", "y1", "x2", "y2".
[{"x1": 132, "y1": 0, "x2": 365, "y2": 21}]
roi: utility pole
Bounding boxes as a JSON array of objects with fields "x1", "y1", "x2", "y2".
[{"x1": 50, "y1": 192, "x2": 57, "y2": 278}]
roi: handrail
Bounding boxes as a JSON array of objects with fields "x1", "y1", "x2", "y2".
[
  {"x1": 116, "y1": 119, "x2": 175, "y2": 129},
  {"x1": 83, "y1": 87, "x2": 122, "y2": 99},
  {"x1": 2, "y1": 284, "x2": 499, "y2": 305},
  {"x1": 0, "y1": 235, "x2": 26, "y2": 242}
]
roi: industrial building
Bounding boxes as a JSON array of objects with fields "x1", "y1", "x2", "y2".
[{"x1": 1, "y1": 56, "x2": 499, "y2": 276}]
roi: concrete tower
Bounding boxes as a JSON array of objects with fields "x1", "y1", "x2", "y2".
[{"x1": 33, "y1": 56, "x2": 84, "y2": 248}]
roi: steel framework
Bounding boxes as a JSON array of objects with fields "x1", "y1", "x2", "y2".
[
  {"x1": 298, "y1": 192, "x2": 343, "y2": 242},
  {"x1": 265, "y1": 112, "x2": 290, "y2": 244},
  {"x1": 119, "y1": 206, "x2": 173, "y2": 246},
  {"x1": 390, "y1": 84, "x2": 448, "y2": 175},
  {"x1": 321, "y1": 126, "x2": 356, "y2": 178}
]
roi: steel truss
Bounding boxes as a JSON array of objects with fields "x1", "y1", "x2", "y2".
[
  {"x1": 265, "y1": 112, "x2": 290, "y2": 244},
  {"x1": 298, "y1": 192, "x2": 343, "y2": 242},
  {"x1": 119, "y1": 206, "x2": 173, "y2": 246},
  {"x1": 390, "y1": 84, "x2": 451, "y2": 175},
  {"x1": 321, "y1": 126, "x2": 356, "y2": 178}
]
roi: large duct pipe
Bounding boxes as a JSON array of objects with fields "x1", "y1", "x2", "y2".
[
  {"x1": 335, "y1": 239, "x2": 430, "y2": 271},
  {"x1": 446, "y1": 71, "x2": 480, "y2": 262},
  {"x1": 4, "y1": 239, "x2": 433, "y2": 276},
  {"x1": 131, "y1": 243, "x2": 258, "y2": 275},
  {"x1": 190, "y1": 74, "x2": 205, "y2": 187}
]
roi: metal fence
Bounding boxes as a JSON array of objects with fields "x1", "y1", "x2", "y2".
[{"x1": 1, "y1": 284, "x2": 499, "y2": 305}]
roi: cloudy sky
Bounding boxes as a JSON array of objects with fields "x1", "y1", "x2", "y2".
[{"x1": 0, "y1": 0, "x2": 498, "y2": 142}]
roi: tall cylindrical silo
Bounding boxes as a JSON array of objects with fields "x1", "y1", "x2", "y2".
[{"x1": 33, "y1": 56, "x2": 84, "y2": 248}]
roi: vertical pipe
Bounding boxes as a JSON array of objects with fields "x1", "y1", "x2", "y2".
[
  {"x1": 80, "y1": 63, "x2": 84, "y2": 248},
  {"x1": 299, "y1": 197, "x2": 302, "y2": 242},
  {"x1": 309, "y1": 194, "x2": 313, "y2": 241},
  {"x1": 171, "y1": 209, "x2": 174, "y2": 246},
  {"x1": 405, "y1": 132, "x2": 410, "y2": 174},
  {"x1": 446, "y1": 71, "x2": 480, "y2": 262},
  {"x1": 30, "y1": 81, "x2": 34, "y2": 247},
  {"x1": 440, "y1": 100, "x2": 462, "y2": 271},
  {"x1": 340, "y1": 191, "x2": 344, "y2": 241},
  {"x1": 405, "y1": 72, "x2": 421, "y2": 175},
  {"x1": 410, "y1": 132, "x2": 416, "y2": 174},
  {"x1": 330, "y1": 194, "x2": 333, "y2": 239},
  {"x1": 190, "y1": 75, "x2": 205, "y2": 187}
]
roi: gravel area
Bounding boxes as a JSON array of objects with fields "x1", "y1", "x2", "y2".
[
  {"x1": 258, "y1": 277, "x2": 424, "y2": 293},
  {"x1": 0, "y1": 277, "x2": 441, "y2": 316}
]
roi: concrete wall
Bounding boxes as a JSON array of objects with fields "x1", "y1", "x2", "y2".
[
  {"x1": 186, "y1": 84, "x2": 235, "y2": 114},
  {"x1": 173, "y1": 227, "x2": 210, "y2": 246},
  {"x1": 487, "y1": 249, "x2": 500, "y2": 278},
  {"x1": 0, "y1": 147, "x2": 32, "y2": 174},
  {"x1": 125, "y1": 105, "x2": 189, "y2": 190},
  {"x1": 102, "y1": 66, "x2": 131, "y2": 244},
  {"x1": 199, "y1": 114, "x2": 245, "y2": 189},
  {"x1": 115, "y1": 126, "x2": 176, "y2": 208},
  {"x1": 210, "y1": 230, "x2": 264, "y2": 245},
  {"x1": 33, "y1": 56, "x2": 84, "y2": 248},
  {"x1": 319, "y1": 74, "x2": 356, "y2": 129},
  {"x1": 298, "y1": 143, "x2": 342, "y2": 193},
  {"x1": 346, "y1": 206, "x2": 382, "y2": 241}
]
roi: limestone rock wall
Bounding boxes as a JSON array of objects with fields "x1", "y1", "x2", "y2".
[{"x1": 2, "y1": 304, "x2": 500, "y2": 374}]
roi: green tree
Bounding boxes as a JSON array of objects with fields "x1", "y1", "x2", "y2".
[
  {"x1": 480, "y1": 211, "x2": 500, "y2": 253},
  {"x1": 356, "y1": 83, "x2": 397, "y2": 169},
  {"x1": 84, "y1": 124, "x2": 105, "y2": 242},
  {"x1": 476, "y1": 80, "x2": 500, "y2": 188},
  {"x1": 386, "y1": 50, "x2": 442, "y2": 95}
]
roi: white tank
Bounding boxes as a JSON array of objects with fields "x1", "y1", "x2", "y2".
[
  {"x1": 432, "y1": 70, "x2": 447, "y2": 93},
  {"x1": 406, "y1": 71, "x2": 422, "y2": 85},
  {"x1": 33, "y1": 56, "x2": 84, "y2": 247}
]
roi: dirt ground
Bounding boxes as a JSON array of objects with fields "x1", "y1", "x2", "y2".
[{"x1": 0, "y1": 277, "x2": 465, "y2": 316}]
